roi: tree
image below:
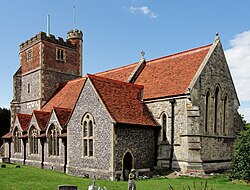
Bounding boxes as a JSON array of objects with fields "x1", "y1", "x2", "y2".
[
  {"x1": 240, "y1": 114, "x2": 250, "y2": 131},
  {"x1": 0, "y1": 107, "x2": 11, "y2": 146},
  {"x1": 230, "y1": 128, "x2": 250, "y2": 181}
]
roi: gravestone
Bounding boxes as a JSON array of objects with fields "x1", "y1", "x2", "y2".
[
  {"x1": 2, "y1": 157, "x2": 10, "y2": 163},
  {"x1": 88, "y1": 177, "x2": 98, "y2": 190},
  {"x1": 58, "y1": 185, "x2": 77, "y2": 190}
]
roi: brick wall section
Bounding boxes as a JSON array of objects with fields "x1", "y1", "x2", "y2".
[
  {"x1": 42, "y1": 41, "x2": 80, "y2": 76},
  {"x1": 20, "y1": 43, "x2": 41, "y2": 74},
  {"x1": 67, "y1": 79, "x2": 113, "y2": 179}
]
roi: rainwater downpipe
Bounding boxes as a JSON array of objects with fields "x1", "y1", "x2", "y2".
[{"x1": 169, "y1": 99, "x2": 175, "y2": 170}]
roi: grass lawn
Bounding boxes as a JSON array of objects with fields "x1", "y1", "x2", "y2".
[{"x1": 0, "y1": 164, "x2": 249, "y2": 190}]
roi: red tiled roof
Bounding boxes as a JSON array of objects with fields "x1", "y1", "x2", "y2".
[
  {"x1": 53, "y1": 107, "x2": 72, "y2": 127},
  {"x1": 88, "y1": 74, "x2": 158, "y2": 127},
  {"x1": 96, "y1": 63, "x2": 136, "y2": 81},
  {"x1": 17, "y1": 114, "x2": 32, "y2": 131},
  {"x1": 41, "y1": 77, "x2": 86, "y2": 112},
  {"x1": 34, "y1": 43, "x2": 211, "y2": 128},
  {"x1": 97, "y1": 44, "x2": 212, "y2": 99},
  {"x1": 33, "y1": 110, "x2": 50, "y2": 131}
]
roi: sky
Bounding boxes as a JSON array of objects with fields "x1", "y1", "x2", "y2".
[{"x1": 0, "y1": 0, "x2": 249, "y2": 122}]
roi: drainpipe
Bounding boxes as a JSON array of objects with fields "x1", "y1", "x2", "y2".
[
  {"x1": 41, "y1": 139, "x2": 45, "y2": 168},
  {"x1": 169, "y1": 99, "x2": 175, "y2": 170},
  {"x1": 63, "y1": 139, "x2": 67, "y2": 173},
  {"x1": 8, "y1": 140, "x2": 11, "y2": 159},
  {"x1": 23, "y1": 139, "x2": 26, "y2": 165}
]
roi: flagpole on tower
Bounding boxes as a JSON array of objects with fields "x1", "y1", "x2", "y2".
[
  {"x1": 73, "y1": 6, "x2": 76, "y2": 30},
  {"x1": 47, "y1": 15, "x2": 50, "y2": 35}
]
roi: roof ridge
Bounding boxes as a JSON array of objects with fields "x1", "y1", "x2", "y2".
[
  {"x1": 146, "y1": 44, "x2": 213, "y2": 64},
  {"x1": 95, "y1": 62, "x2": 137, "y2": 76},
  {"x1": 33, "y1": 110, "x2": 50, "y2": 114},
  {"x1": 87, "y1": 73, "x2": 144, "y2": 89},
  {"x1": 94, "y1": 44, "x2": 212, "y2": 77}
]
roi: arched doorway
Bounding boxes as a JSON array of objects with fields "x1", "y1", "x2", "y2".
[{"x1": 123, "y1": 152, "x2": 133, "y2": 181}]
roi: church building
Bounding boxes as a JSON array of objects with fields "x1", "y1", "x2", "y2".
[{"x1": 2, "y1": 29, "x2": 242, "y2": 180}]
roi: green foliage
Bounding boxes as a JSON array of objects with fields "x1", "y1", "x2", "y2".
[
  {"x1": 0, "y1": 164, "x2": 249, "y2": 190},
  {"x1": 231, "y1": 128, "x2": 250, "y2": 181},
  {"x1": 0, "y1": 107, "x2": 11, "y2": 146},
  {"x1": 169, "y1": 181, "x2": 213, "y2": 190},
  {"x1": 243, "y1": 123, "x2": 250, "y2": 131},
  {"x1": 240, "y1": 114, "x2": 250, "y2": 131}
]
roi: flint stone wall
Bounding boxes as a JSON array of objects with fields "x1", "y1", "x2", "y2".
[
  {"x1": 42, "y1": 70, "x2": 79, "y2": 104},
  {"x1": 114, "y1": 124, "x2": 156, "y2": 171},
  {"x1": 67, "y1": 79, "x2": 113, "y2": 179}
]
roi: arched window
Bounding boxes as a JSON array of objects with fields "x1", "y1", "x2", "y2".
[
  {"x1": 30, "y1": 126, "x2": 38, "y2": 154},
  {"x1": 48, "y1": 125, "x2": 59, "y2": 156},
  {"x1": 214, "y1": 86, "x2": 221, "y2": 134},
  {"x1": 205, "y1": 90, "x2": 211, "y2": 133},
  {"x1": 162, "y1": 113, "x2": 167, "y2": 141},
  {"x1": 13, "y1": 127, "x2": 21, "y2": 153},
  {"x1": 223, "y1": 96, "x2": 228, "y2": 135},
  {"x1": 82, "y1": 113, "x2": 94, "y2": 157}
]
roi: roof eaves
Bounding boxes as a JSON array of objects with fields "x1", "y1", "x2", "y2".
[
  {"x1": 115, "y1": 122, "x2": 159, "y2": 128},
  {"x1": 95, "y1": 62, "x2": 137, "y2": 76},
  {"x1": 88, "y1": 74, "x2": 144, "y2": 89}
]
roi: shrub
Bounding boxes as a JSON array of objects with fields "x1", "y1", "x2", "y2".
[{"x1": 231, "y1": 128, "x2": 250, "y2": 180}]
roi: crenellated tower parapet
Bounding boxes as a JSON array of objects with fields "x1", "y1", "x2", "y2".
[{"x1": 20, "y1": 32, "x2": 76, "y2": 52}]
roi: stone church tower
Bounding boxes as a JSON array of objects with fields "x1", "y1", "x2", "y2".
[{"x1": 10, "y1": 29, "x2": 83, "y2": 127}]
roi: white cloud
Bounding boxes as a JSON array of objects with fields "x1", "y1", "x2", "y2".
[
  {"x1": 129, "y1": 6, "x2": 158, "y2": 18},
  {"x1": 225, "y1": 30, "x2": 250, "y2": 102}
]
